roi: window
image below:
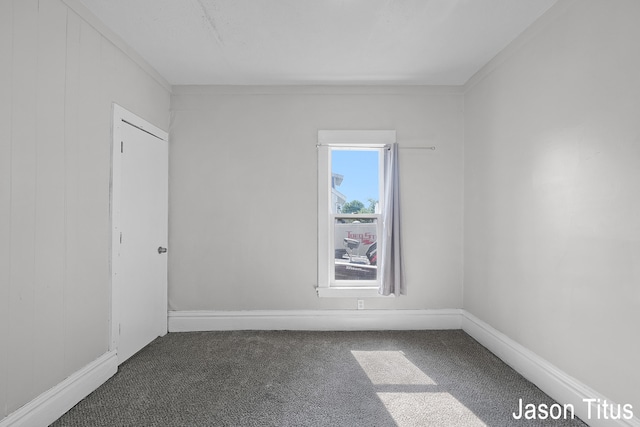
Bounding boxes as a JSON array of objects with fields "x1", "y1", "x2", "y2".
[{"x1": 317, "y1": 130, "x2": 396, "y2": 297}]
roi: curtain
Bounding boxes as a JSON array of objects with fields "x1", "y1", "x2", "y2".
[{"x1": 379, "y1": 143, "x2": 405, "y2": 296}]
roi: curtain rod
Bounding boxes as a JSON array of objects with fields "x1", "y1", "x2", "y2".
[
  {"x1": 316, "y1": 143, "x2": 436, "y2": 150},
  {"x1": 399, "y1": 146, "x2": 436, "y2": 150}
]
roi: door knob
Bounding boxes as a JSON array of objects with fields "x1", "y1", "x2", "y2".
[{"x1": 158, "y1": 246, "x2": 167, "y2": 254}]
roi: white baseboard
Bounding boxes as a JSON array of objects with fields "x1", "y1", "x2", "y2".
[
  {"x1": 0, "y1": 351, "x2": 117, "y2": 427},
  {"x1": 462, "y1": 311, "x2": 640, "y2": 427},
  {"x1": 168, "y1": 309, "x2": 463, "y2": 332},
  {"x1": 5, "y1": 311, "x2": 635, "y2": 427}
]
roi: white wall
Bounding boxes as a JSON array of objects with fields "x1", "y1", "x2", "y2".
[
  {"x1": 169, "y1": 86, "x2": 464, "y2": 311},
  {"x1": 464, "y1": 0, "x2": 640, "y2": 412},
  {"x1": 0, "y1": 0, "x2": 170, "y2": 419}
]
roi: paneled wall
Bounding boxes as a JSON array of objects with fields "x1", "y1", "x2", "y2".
[{"x1": 0, "y1": 0, "x2": 170, "y2": 418}]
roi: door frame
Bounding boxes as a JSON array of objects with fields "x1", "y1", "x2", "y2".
[{"x1": 110, "y1": 103, "x2": 169, "y2": 356}]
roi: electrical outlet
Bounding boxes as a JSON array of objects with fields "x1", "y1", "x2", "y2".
[{"x1": 357, "y1": 299, "x2": 364, "y2": 310}]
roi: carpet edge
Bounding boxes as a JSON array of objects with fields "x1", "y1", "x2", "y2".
[
  {"x1": 0, "y1": 351, "x2": 117, "y2": 427},
  {"x1": 461, "y1": 311, "x2": 639, "y2": 427}
]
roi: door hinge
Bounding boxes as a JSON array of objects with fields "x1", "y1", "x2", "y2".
[
  {"x1": 121, "y1": 141, "x2": 123, "y2": 153},
  {"x1": 120, "y1": 232, "x2": 123, "y2": 244}
]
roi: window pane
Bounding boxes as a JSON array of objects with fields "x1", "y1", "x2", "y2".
[
  {"x1": 334, "y1": 217, "x2": 377, "y2": 281},
  {"x1": 331, "y1": 150, "x2": 379, "y2": 214}
]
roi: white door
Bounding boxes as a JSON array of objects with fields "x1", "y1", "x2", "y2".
[{"x1": 111, "y1": 105, "x2": 168, "y2": 364}]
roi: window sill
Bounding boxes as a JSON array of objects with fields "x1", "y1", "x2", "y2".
[{"x1": 316, "y1": 287, "x2": 395, "y2": 298}]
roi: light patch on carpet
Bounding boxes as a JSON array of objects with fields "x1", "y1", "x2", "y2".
[
  {"x1": 351, "y1": 350, "x2": 435, "y2": 385},
  {"x1": 377, "y1": 392, "x2": 486, "y2": 427}
]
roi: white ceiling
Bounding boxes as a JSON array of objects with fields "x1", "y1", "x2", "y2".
[{"x1": 78, "y1": 0, "x2": 557, "y2": 86}]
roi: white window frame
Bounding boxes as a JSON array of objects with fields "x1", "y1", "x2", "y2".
[{"x1": 317, "y1": 130, "x2": 396, "y2": 298}]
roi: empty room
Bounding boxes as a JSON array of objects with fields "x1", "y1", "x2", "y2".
[{"x1": 1, "y1": 0, "x2": 638, "y2": 426}]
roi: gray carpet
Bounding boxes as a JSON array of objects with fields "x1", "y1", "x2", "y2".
[{"x1": 51, "y1": 330, "x2": 587, "y2": 426}]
